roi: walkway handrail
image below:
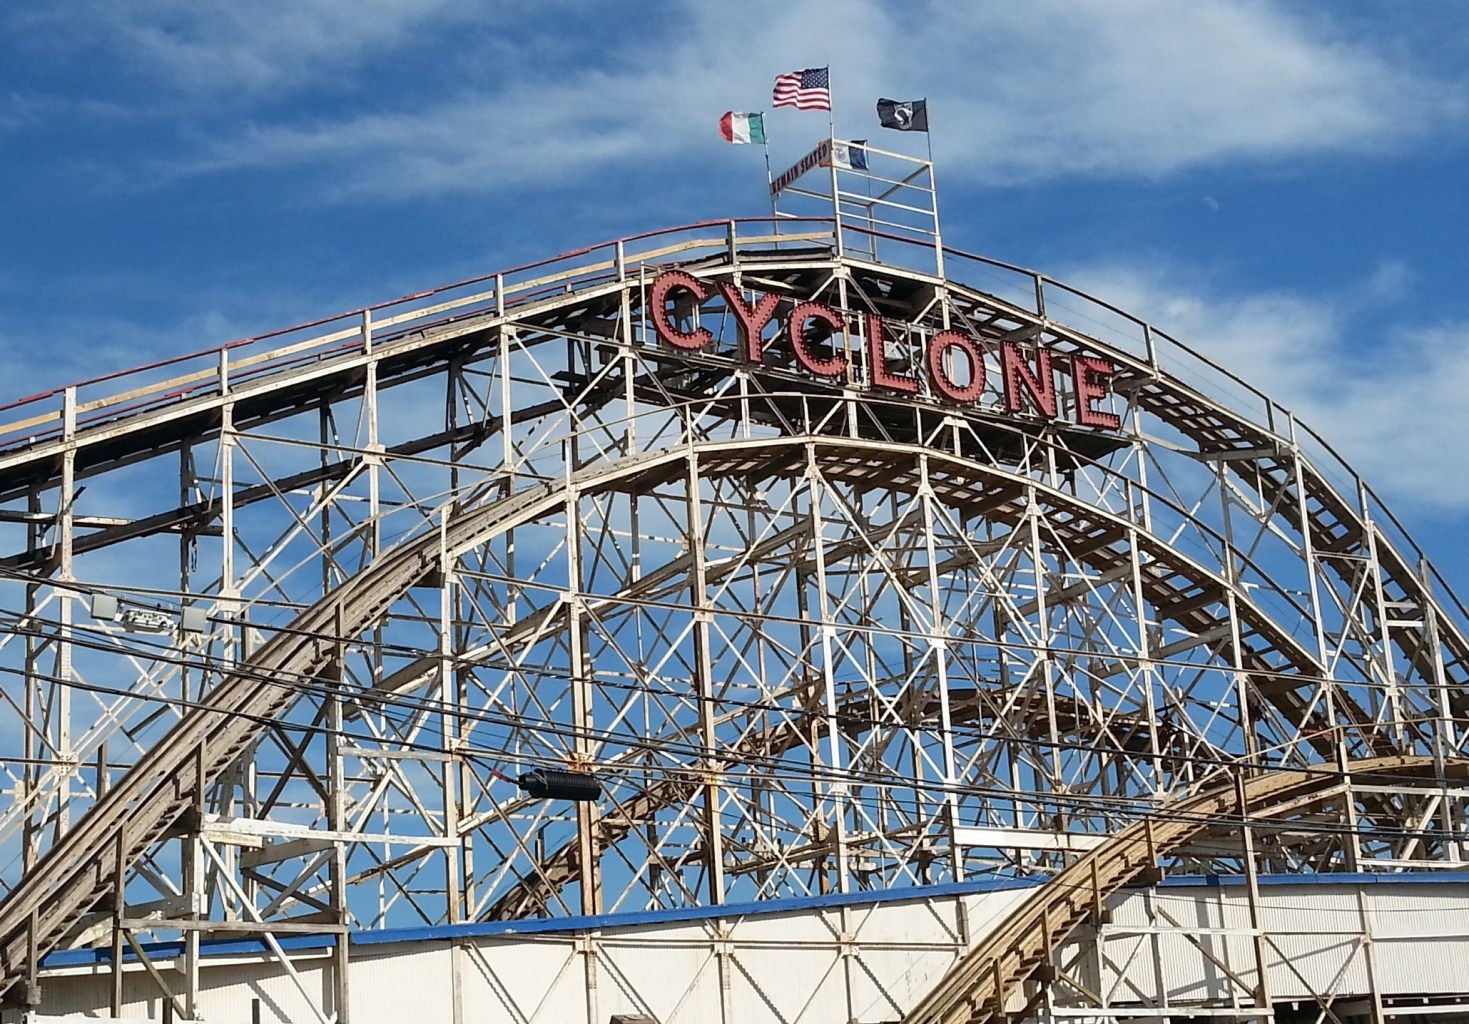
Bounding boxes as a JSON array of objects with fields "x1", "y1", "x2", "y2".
[{"x1": 0, "y1": 218, "x2": 840, "y2": 449}]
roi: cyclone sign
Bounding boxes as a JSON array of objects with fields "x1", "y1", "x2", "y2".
[{"x1": 648, "y1": 268, "x2": 1122, "y2": 430}]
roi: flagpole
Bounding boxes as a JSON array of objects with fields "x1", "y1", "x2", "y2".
[
  {"x1": 923, "y1": 99, "x2": 934, "y2": 166},
  {"x1": 762, "y1": 116, "x2": 776, "y2": 217},
  {"x1": 922, "y1": 99, "x2": 943, "y2": 279},
  {"x1": 826, "y1": 65, "x2": 836, "y2": 142},
  {"x1": 825, "y1": 67, "x2": 843, "y2": 259}
]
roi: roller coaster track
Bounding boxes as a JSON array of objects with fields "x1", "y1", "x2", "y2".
[
  {"x1": 903, "y1": 754, "x2": 1466, "y2": 1024},
  {"x1": 469, "y1": 436, "x2": 1387, "y2": 917},
  {"x1": 0, "y1": 435, "x2": 1421, "y2": 990},
  {"x1": 0, "y1": 225, "x2": 1466, "y2": 1002},
  {"x1": 0, "y1": 238, "x2": 1458, "y2": 724},
  {"x1": 0, "y1": 235, "x2": 1459, "y2": 760},
  {"x1": 483, "y1": 685, "x2": 1215, "y2": 920}
]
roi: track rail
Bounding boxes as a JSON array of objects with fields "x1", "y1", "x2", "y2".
[
  {"x1": 484, "y1": 688, "x2": 1214, "y2": 920},
  {"x1": 0, "y1": 239, "x2": 1461, "y2": 717},
  {"x1": 902, "y1": 755, "x2": 1465, "y2": 1024},
  {"x1": 0, "y1": 230, "x2": 1465, "y2": 1013},
  {"x1": 0, "y1": 239, "x2": 1459, "y2": 695},
  {"x1": 0, "y1": 437, "x2": 1425, "y2": 993}
]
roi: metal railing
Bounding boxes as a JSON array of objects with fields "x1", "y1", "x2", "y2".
[
  {"x1": 0, "y1": 215, "x2": 1462, "y2": 647},
  {"x1": 0, "y1": 218, "x2": 840, "y2": 452}
]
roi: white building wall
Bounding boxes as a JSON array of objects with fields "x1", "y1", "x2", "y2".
[
  {"x1": 25, "y1": 878, "x2": 1469, "y2": 1024},
  {"x1": 1092, "y1": 881, "x2": 1469, "y2": 1015}
]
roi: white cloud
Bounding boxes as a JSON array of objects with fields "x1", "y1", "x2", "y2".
[
  {"x1": 922, "y1": 1, "x2": 1459, "y2": 181},
  {"x1": 0, "y1": 310, "x2": 241, "y2": 390},
  {"x1": 141, "y1": 0, "x2": 1464, "y2": 198},
  {"x1": 7, "y1": 0, "x2": 477, "y2": 95},
  {"x1": 1364, "y1": 259, "x2": 1416, "y2": 303},
  {"x1": 172, "y1": 1, "x2": 890, "y2": 197},
  {"x1": 1057, "y1": 259, "x2": 1469, "y2": 511},
  {"x1": 0, "y1": 92, "x2": 129, "y2": 135}
]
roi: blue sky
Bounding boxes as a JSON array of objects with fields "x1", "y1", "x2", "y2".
[{"x1": 3, "y1": 0, "x2": 1469, "y2": 574}]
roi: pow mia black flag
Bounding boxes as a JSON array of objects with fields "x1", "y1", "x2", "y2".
[{"x1": 876, "y1": 98, "x2": 929, "y2": 132}]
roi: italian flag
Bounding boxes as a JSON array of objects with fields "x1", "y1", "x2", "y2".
[{"x1": 719, "y1": 111, "x2": 766, "y2": 145}]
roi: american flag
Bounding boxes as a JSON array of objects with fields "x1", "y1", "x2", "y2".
[{"x1": 772, "y1": 67, "x2": 831, "y2": 111}]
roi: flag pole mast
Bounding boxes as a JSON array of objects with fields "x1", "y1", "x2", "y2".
[
  {"x1": 824, "y1": 66, "x2": 843, "y2": 259},
  {"x1": 762, "y1": 112, "x2": 776, "y2": 216},
  {"x1": 922, "y1": 99, "x2": 943, "y2": 279},
  {"x1": 826, "y1": 66, "x2": 836, "y2": 141}
]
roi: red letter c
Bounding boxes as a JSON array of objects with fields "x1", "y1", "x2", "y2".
[{"x1": 650, "y1": 270, "x2": 713, "y2": 351}]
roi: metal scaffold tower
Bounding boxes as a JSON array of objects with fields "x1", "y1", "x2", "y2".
[{"x1": 0, "y1": 152, "x2": 1464, "y2": 1024}]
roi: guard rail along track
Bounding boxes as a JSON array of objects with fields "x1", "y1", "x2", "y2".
[
  {"x1": 0, "y1": 220, "x2": 1461, "y2": 709},
  {"x1": 0, "y1": 435, "x2": 1447, "y2": 996},
  {"x1": 0, "y1": 221, "x2": 1464, "y2": 999},
  {"x1": 0, "y1": 460, "x2": 569, "y2": 998}
]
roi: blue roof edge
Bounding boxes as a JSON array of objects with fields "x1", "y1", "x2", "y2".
[{"x1": 43, "y1": 870, "x2": 1469, "y2": 969}]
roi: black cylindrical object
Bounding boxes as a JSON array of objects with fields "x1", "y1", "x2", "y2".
[{"x1": 518, "y1": 768, "x2": 602, "y2": 801}]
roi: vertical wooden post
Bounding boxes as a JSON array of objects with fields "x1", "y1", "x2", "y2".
[
  {"x1": 1237, "y1": 771, "x2": 1273, "y2": 1015},
  {"x1": 111, "y1": 831, "x2": 126, "y2": 1017}
]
